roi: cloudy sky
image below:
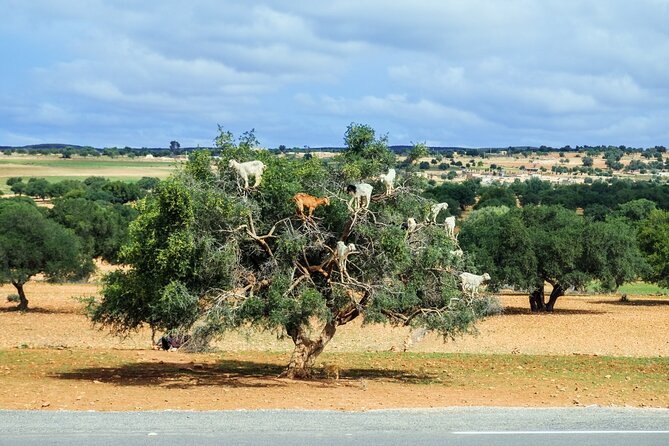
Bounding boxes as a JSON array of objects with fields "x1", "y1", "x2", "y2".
[{"x1": 1, "y1": 1, "x2": 668, "y2": 149}]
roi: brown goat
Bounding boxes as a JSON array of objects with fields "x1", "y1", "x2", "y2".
[{"x1": 293, "y1": 193, "x2": 330, "y2": 219}]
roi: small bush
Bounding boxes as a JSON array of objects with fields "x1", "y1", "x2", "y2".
[{"x1": 7, "y1": 294, "x2": 19, "y2": 303}]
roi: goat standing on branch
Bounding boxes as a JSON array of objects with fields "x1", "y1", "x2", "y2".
[
  {"x1": 444, "y1": 215, "x2": 456, "y2": 239},
  {"x1": 336, "y1": 241, "x2": 357, "y2": 282},
  {"x1": 459, "y1": 272, "x2": 491, "y2": 297},
  {"x1": 378, "y1": 168, "x2": 396, "y2": 195},
  {"x1": 401, "y1": 217, "x2": 418, "y2": 236},
  {"x1": 427, "y1": 202, "x2": 449, "y2": 224},
  {"x1": 450, "y1": 249, "x2": 464, "y2": 257},
  {"x1": 346, "y1": 183, "x2": 373, "y2": 210},
  {"x1": 228, "y1": 159, "x2": 265, "y2": 189},
  {"x1": 293, "y1": 193, "x2": 330, "y2": 220}
]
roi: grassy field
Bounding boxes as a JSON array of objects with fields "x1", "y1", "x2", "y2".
[
  {"x1": 587, "y1": 282, "x2": 669, "y2": 295},
  {"x1": 0, "y1": 155, "x2": 178, "y2": 193},
  {"x1": 0, "y1": 158, "x2": 176, "y2": 168},
  {"x1": 618, "y1": 282, "x2": 669, "y2": 295}
]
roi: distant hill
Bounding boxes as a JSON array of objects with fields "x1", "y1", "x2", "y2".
[{"x1": 0, "y1": 143, "x2": 89, "y2": 150}]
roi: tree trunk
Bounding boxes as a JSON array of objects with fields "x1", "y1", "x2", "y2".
[
  {"x1": 281, "y1": 321, "x2": 337, "y2": 379},
  {"x1": 545, "y1": 283, "x2": 564, "y2": 312},
  {"x1": 529, "y1": 286, "x2": 545, "y2": 312},
  {"x1": 13, "y1": 281, "x2": 28, "y2": 311},
  {"x1": 529, "y1": 283, "x2": 564, "y2": 312}
]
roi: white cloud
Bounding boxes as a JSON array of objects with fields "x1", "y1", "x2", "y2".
[{"x1": 0, "y1": 1, "x2": 668, "y2": 147}]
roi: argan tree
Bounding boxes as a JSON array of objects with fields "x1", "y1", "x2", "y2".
[
  {"x1": 459, "y1": 205, "x2": 645, "y2": 311},
  {"x1": 91, "y1": 128, "x2": 499, "y2": 378},
  {"x1": 0, "y1": 198, "x2": 93, "y2": 311},
  {"x1": 638, "y1": 209, "x2": 669, "y2": 287}
]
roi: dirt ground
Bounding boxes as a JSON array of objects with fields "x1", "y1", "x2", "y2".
[{"x1": 1, "y1": 281, "x2": 668, "y2": 410}]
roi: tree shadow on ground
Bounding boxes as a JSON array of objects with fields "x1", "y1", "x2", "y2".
[
  {"x1": 55, "y1": 359, "x2": 287, "y2": 389},
  {"x1": 53, "y1": 358, "x2": 434, "y2": 387},
  {"x1": 0, "y1": 306, "x2": 81, "y2": 315},
  {"x1": 501, "y1": 306, "x2": 605, "y2": 316}
]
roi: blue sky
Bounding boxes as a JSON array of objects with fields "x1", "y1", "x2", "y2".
[{"x1": 1, "y1": 1, "x2": 668, "y2": 149}]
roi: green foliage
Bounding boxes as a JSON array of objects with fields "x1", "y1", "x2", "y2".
[
  {"x1": 93, "y1": 128, "x2": 496, "y2": 370},
  {"x1": 474, "y1": 186, "x2": 517, "y2": 209},
  {"x1": 581, "y1": 218, "x2": 647, "y2": 291},
  {"x1": 0, "y1": 199, "x2": 93, "y2": 309},
  {"x1": 459, "y1": 207, "x2": 537, "y2": 291},
  {"x1": 8, "y1": 175, "x2": 144, "y2": 203},
  {"x1": 8, "y1": 181, "x2": 25, "y2": 195},
  {"x1": 521, "y1": 206, "x2": 586, "y2": 287},
  {"x1": 638, "y1": 209, "x2": 669, "y2": 287},
  {"x1": 49, "y1": 197, "x2": 137, "y2": 263},
  {"x1": 460, "y1": 205, "x2": 646, "y2": 308},
  {"x1": 213, "y1": 124, "x2": 235, "y2": 151},
  {"x1": 339, "y1": 122, "x2": 395, "y2": 178},
  {"x1": 24, "y1": 178, "x2": 49, "y2": 200},
  {"x1": 136, "y1": 177, "x2": 161, "y2": 191},
  {"x1": 406, "y1": 142, "x2": 430, "y2": 164},
  {"x1": 510, "y1": 177, "x2": 553, "y2": 206},
  {"x1": 424, "y1": 180, "x2": 479, "y2": 216},
  {"x1": 185, "y1": 150, "x2": 215, "y2": 183},
  {"x1": 613, "y1": 198, "x2": 657, "y2": 223}
]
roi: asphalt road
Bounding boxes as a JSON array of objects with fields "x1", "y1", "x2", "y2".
[{"x1": 1, "y1": 407, "x2": 668, "y2": 446}]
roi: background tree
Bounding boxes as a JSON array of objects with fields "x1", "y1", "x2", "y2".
[
  {"x1": 48, "y1": 197, "x2": 137, "y2": 263},
  {"x1": 509, "y1": 177, "x2": 553, "y2": 206},
  {"x1": 424, "y1": 180, "x2": 479, "y2": 217},
  {"x1": 24, "y1": 178, "x2": 50, "y2": 200},
  {"x1": 92, "y1": 132, "x2": 499, "y2": 378},
  {"x1": 213, "y1": 124, "x2": 235, "y2": 151},
  {"x1": 460, "y1": 205, "x2": 644, "y2": 311},
  {"x1": 135, "y1": 177, "x2": 161, "y2": 192},
  {"x1": 638, "y1": 209, "x2": 669, "y2": 287},
  {"x1": 613, "y1": 198, "x2": 657, "y2": 224},
  {"x1": 6, "y1": 177, "x2": 22, "y2": 187},
  {"x1": 457, "y1": 207, "x2": 537, "y2": 293},
  {"x1": 474, "y1": 185, "x2": 517, "y2": 209},
  {"x1": 604, "y1": 148, "x2": 624, "y2": 170},
  {"x1": 340, "y1": 122, "x2": 395, "y2": 178},
  {"x1": 581, "y1": 218, "x2": 647, "y2": 292},
  {"x1": 405, "y1": 142, "x2": 430, "y2": 164},
  {"x1": 238, "y1": 128, "x2": 259, "y2": 150},
  {"x1": 0, "y1": 199, "x2": 93, "y2": 310}
]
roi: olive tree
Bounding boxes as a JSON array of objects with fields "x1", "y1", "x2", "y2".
[{"x1": 91, "y1": 128, "x2": 499, "y2": 378}]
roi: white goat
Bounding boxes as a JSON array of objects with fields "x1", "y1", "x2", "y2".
[
  {"x1": 336, "y1": 241, "x2": 357, "y2": 281},
  {"x1": 444, "y1": 216, "x2": 456, "y2": 238},
  {"x1": 401, "y1": 217, "x2": 417, "y2": 234},
  {"x1": 378, "y1": 168, "x2": 396, "y2": 195},
  {"x1": 427, "y1": 202, "x2": 449, "y2": 224},
  {"x1": 228, "y1": 159, "x2": 265, "y2": 189},
  {"x1": 346, "y1": 183, "x2": 373, "y2": 210},
  {"x1": 459, "y1": 272, "x2": 491, "y2": 297}
]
